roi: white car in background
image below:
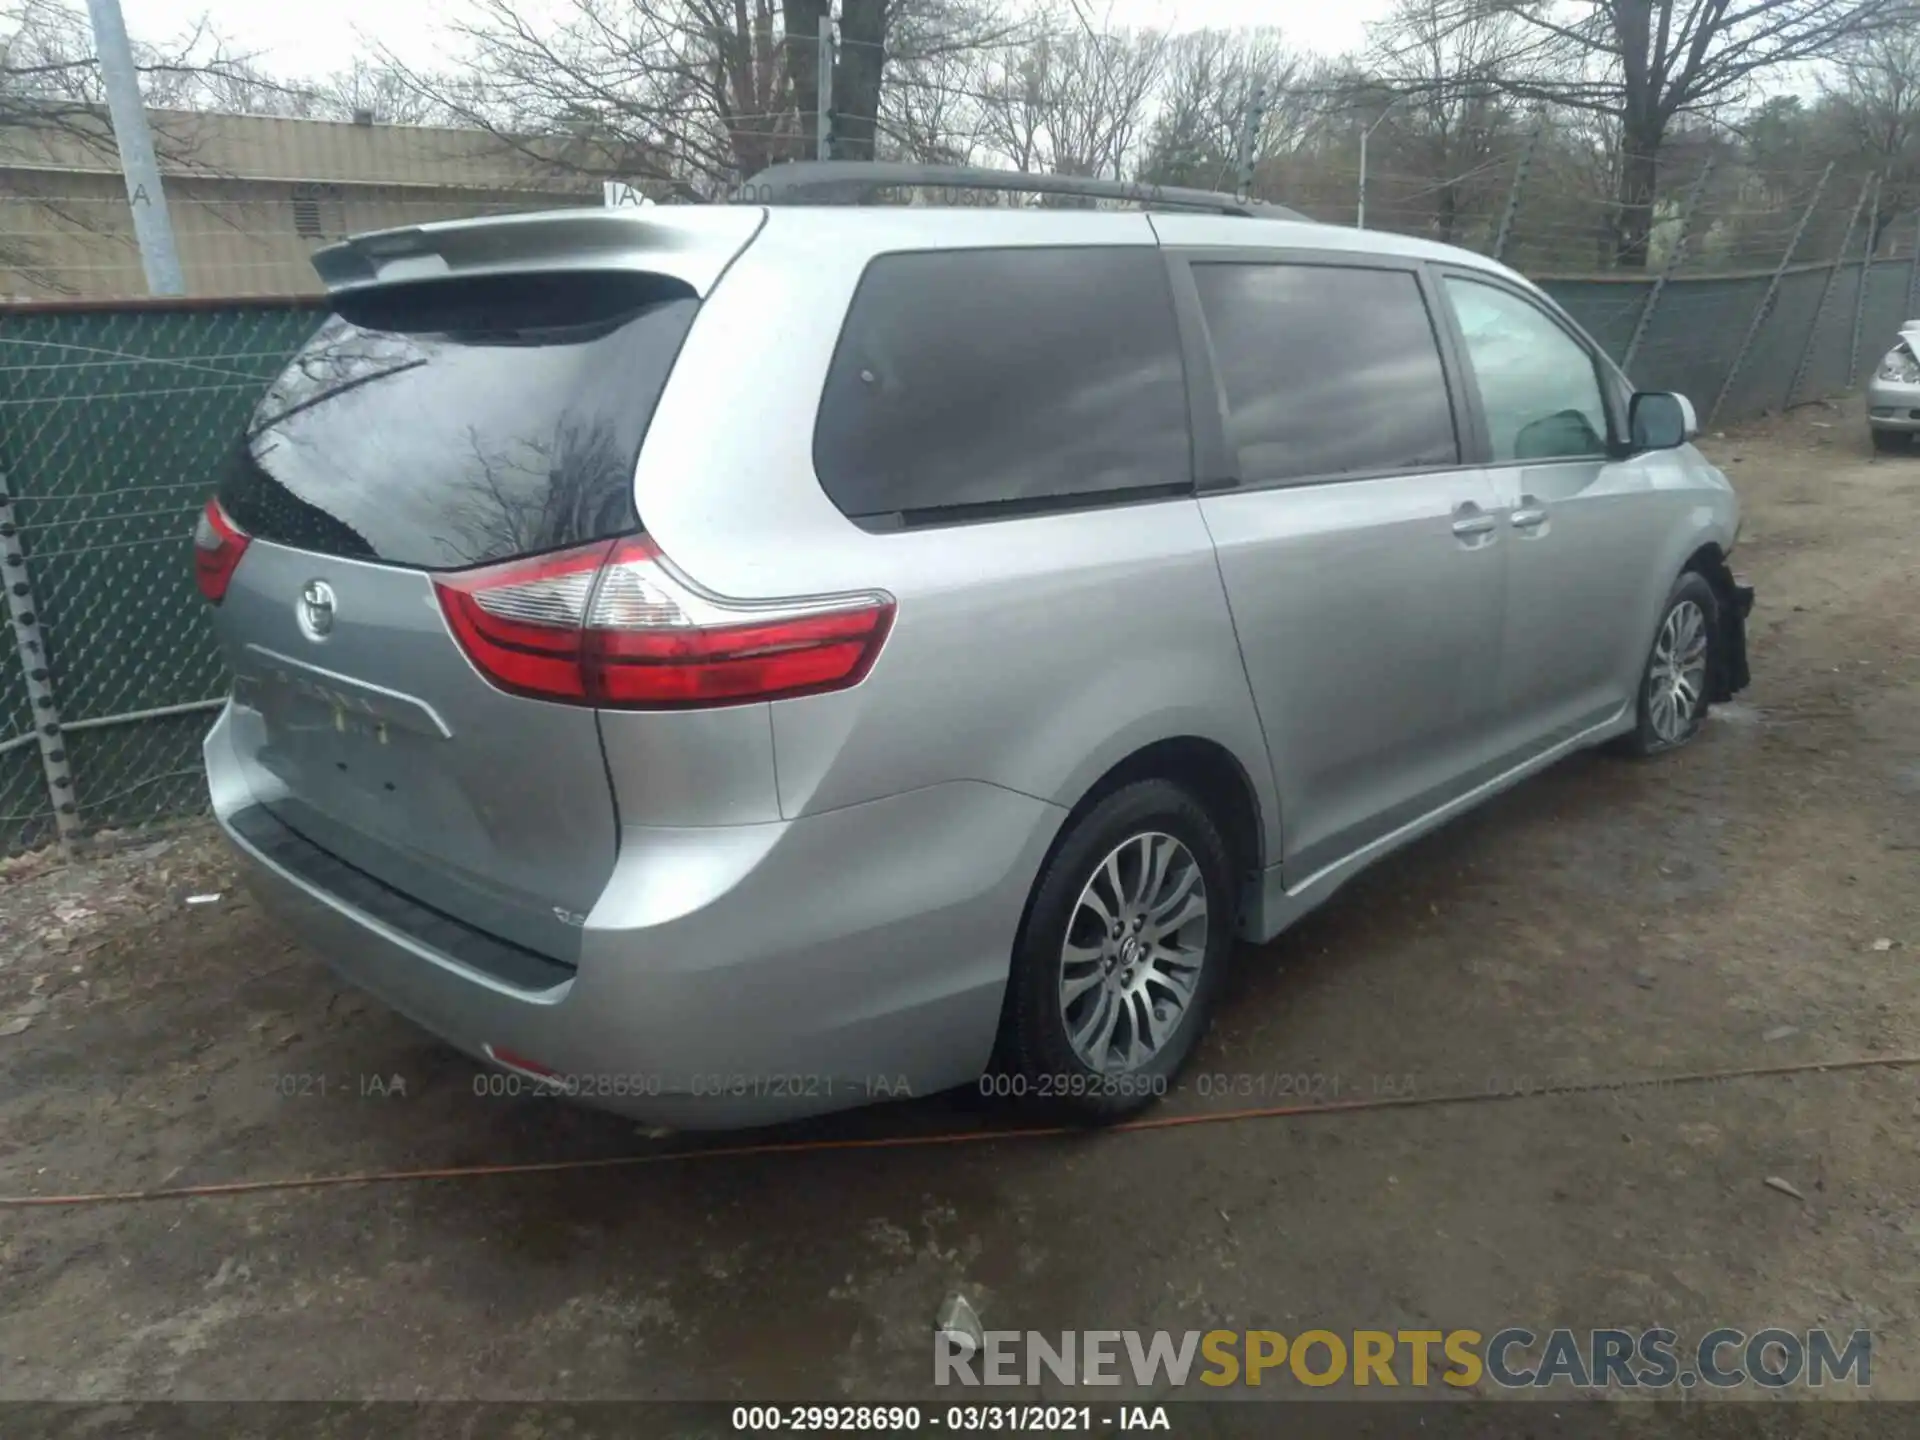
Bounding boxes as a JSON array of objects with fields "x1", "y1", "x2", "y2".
[{"x1": 1869, "y1": 320, "x2": 1920, "y2": 453}]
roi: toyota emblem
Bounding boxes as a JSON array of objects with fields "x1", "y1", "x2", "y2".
[{"x1": 298, "y1": 579, "x2": 337, "y2": 640}]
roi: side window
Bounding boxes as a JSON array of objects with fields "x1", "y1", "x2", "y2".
[
  {"x1": 1442, "y1": 276, "x2": 1610, "y2": 463},
  {"x1": 813, "y1": 247, "x2": 1190, "y2": 520},
  {"x1": 1190, "y1": 262, "x2": 1459, "y2": 484}
]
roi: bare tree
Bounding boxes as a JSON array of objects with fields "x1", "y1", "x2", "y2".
[
  {"x1": 967, "y1": 9, "x2": 1168, "y2": 181},
  {"x1": 374, "y1": 0, "x2": 786, "y2": 197},
  {"x1": 1364, "y1": 0, "x2": 1523, "y2": 243},
  {"x1": 831, "y1": 0, "x2": 886, "y2": 160},
  {"x1": 1136, "y1": 28, "x2": 1306, "y2": 193},
  {"x1": 1822, "y1": 27, "x2": 1920, "y2": 248},
  {"x1": 777, "y1": 0, "x2": 1019, "y2": 163},
  {"x1": 864, "y1": 0, "x2": 1019, "y2": 164},
  {"x1": 380, "y1": 0, "x2": 1010, "y2": 196},
  {"x1": 1456, "y1": 0, "x2": 1906, "y2": 265},
  {"x1": 2, "y1": 0, "x2": 257, "y2": 130},
  {"x1": 294, "y1": 59, "x2": 471, "y2": 125},
  {"x1": 879, "y1": 40, "x2": 984, "y2": 162},
  {"x1": 146, "y1": 54, "x2": 311, "y2": 115},
  {"x1": 780, "y1": 0, "x2": 898, "y2": 162}
]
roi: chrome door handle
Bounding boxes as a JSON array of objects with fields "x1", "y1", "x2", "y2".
[
  {"x1": 1510, "y1": 507, "x2": 1548, "y2": 529},
  {"x1": 1451, "y1": 514, "x2": 1496, "y2": 537}
]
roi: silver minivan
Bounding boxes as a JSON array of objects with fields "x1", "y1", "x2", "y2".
[{"x1": 197, "y1": 169, "x2": 1753, "y2": 1128}]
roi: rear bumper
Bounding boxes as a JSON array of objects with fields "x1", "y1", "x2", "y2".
[{"x1": 206, "y1": 705, "x2": 1064, "y2": 1128}]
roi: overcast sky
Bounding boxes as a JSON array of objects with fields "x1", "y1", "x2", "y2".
[{"x1": 117, "y1": 0, "x2": 1392, "y2": 83}]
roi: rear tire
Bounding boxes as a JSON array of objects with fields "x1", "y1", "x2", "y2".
[
  {"x1": 1614, "y1": 571, "x2": 1719, "y2": 759},
  {"x1": 1871, "y1": 428, "x2": 1912, "y2": 455},
  {"x1": 994, "y1": 779, "x2": 1235, "y2": 1124}
]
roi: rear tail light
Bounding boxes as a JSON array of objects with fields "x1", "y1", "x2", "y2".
[
  {"x1": 434, "y1": 535, "x2": 894, "y2": 709},
  {"x1": 434, "y1": 542, "x2": 607, "y2": 702},
  {"x1": 193, "y1": 498, "x2": 251, "y2": 604}
]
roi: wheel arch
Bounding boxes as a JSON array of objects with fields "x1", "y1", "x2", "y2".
[
  {"x1": 1681, "y1": 540, "x2": 1726, "y2": 579},
  {"x1": 1022, "y1": 734, "x2": 1269, "y2": 947},
  {"x1": 1631, "y1": 539, "x2": 1747, "y2": 723},
  {"x1": 988, "y1": 733, "x2": 1269, "y2": 1074},
  {"x1": 1623, "y1": 505, "x2": 1740, "y2": 704},
  {"x1": 1066, "y1": 736, "x2": 1265, "y2": 876},
  {"x1": 1679, "y1": 541, "x2": 1751, "y2": 703}
]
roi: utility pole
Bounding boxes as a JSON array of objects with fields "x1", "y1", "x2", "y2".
[
  {"x1": 86, "y1": 0, "x2": 185, "y2": 296},
  {"x1": 1234, "y1": 84, "x2": 1266, "y2": 200},
  {"x1": 815, "y1": 13, "x2": 835, "y2": 162}
]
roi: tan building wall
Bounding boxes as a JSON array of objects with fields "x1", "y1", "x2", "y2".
[{"x1": 1, "y1": 111, "x2": 599, "y2": 300}]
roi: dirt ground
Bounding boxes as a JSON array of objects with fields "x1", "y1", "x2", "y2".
[{"x1": 3, "y1": 397, "x2": 1919, "y2": 1420}]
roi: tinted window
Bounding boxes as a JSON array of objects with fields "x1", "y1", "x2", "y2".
[
  {"x1": 813, "y1": 248, "x2": 1190, "y2": 519},
  {"x1": 1191, "y1": 262, "x2": 1459, "y2": 483},
  {"x1": 219, "y1": 273, "x2": 698, "y2": 570},
  {"x1": 1442, "y1": 277, "x2": 1609, "y2": 462}
]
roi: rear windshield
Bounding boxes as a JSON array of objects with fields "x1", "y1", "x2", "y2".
[{"x1": 218, "y1": 273, "x2": 698, "y2": 570}]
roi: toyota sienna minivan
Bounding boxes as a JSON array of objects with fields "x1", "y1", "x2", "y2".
[{"x1": 197, "y1": 178, "x2": 1753, "y2": 1128}]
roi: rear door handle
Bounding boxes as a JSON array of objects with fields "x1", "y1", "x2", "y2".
[
  {"x1": 1510, "y1": 507, "x2": 1548, "y2": 529},
  {"x1": 1451, "y1": 513, "x2": 1496, "y2": 537}
]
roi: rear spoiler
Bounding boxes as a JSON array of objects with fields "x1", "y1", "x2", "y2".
[{"x1": 311, "y1": 205, "x2": 767, "y2": 299}]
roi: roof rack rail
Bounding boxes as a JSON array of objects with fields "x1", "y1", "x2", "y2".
[{"x1": 732, "y1": 161, "x2": 1306, "y2": 221}]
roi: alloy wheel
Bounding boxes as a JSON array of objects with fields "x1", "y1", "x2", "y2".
[
  {"x1": 1058, "y1": 831, "x2": 1209, "y2": 1073},
  {"x1": 1648, "y1": 598, "x2": 1709, "y2": 744}
]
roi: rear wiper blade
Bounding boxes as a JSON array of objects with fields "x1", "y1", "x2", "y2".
[{"x1": 247, "y1": 358, "x2": 430, "y2": 439}]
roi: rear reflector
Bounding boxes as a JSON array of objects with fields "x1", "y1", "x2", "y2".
[
  {"x1": 193, "y1": 498, "x2": 251, "y2": 604},
  {"x1": 485, "y1": 1044, "x2": 557, "y2": 1078},
  {"x1": 434, "y1": 536, "x2": 894, "y2": 709}
]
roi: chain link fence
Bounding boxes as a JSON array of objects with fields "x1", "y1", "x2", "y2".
[
  {"x1": 1, "y1": 299, "x2": 322, "y2": 854},
  {"x1": 1551, "y1": 257, "x2": 1919, "y2": 422},
  {"x1": 3, "y1": 187, "x2": 1919, "y2": 858}
]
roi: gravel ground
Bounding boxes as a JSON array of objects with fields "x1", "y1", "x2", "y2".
[{"x1": 2, "y1": 399, "x2": 1918, "y2": 1420}]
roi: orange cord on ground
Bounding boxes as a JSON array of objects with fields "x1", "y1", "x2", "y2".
[{"x1": 4, "y1": 1053, "x2": 1915, "y2": 1210}]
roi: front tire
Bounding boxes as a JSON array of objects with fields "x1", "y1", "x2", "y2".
[
  {"x1": 996, "y1": 779, "x2": 1235, "y2": 1123},
  {"x1": 1616, "y1": 571, "x2": 1719, "y2": 758}
]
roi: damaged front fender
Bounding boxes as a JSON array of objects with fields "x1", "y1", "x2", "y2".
[{"x1": 1702, "y1": 559, "x2": 1754, "y2": 703}]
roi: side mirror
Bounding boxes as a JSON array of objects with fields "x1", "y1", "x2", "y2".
[{"x1": 1629, "y1": 391, "x2": 1696, "y2": 452}]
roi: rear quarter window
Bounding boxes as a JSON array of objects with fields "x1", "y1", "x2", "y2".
[{"x1": 812, "y1": 247, "x2": 1192, "y2": 524}]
